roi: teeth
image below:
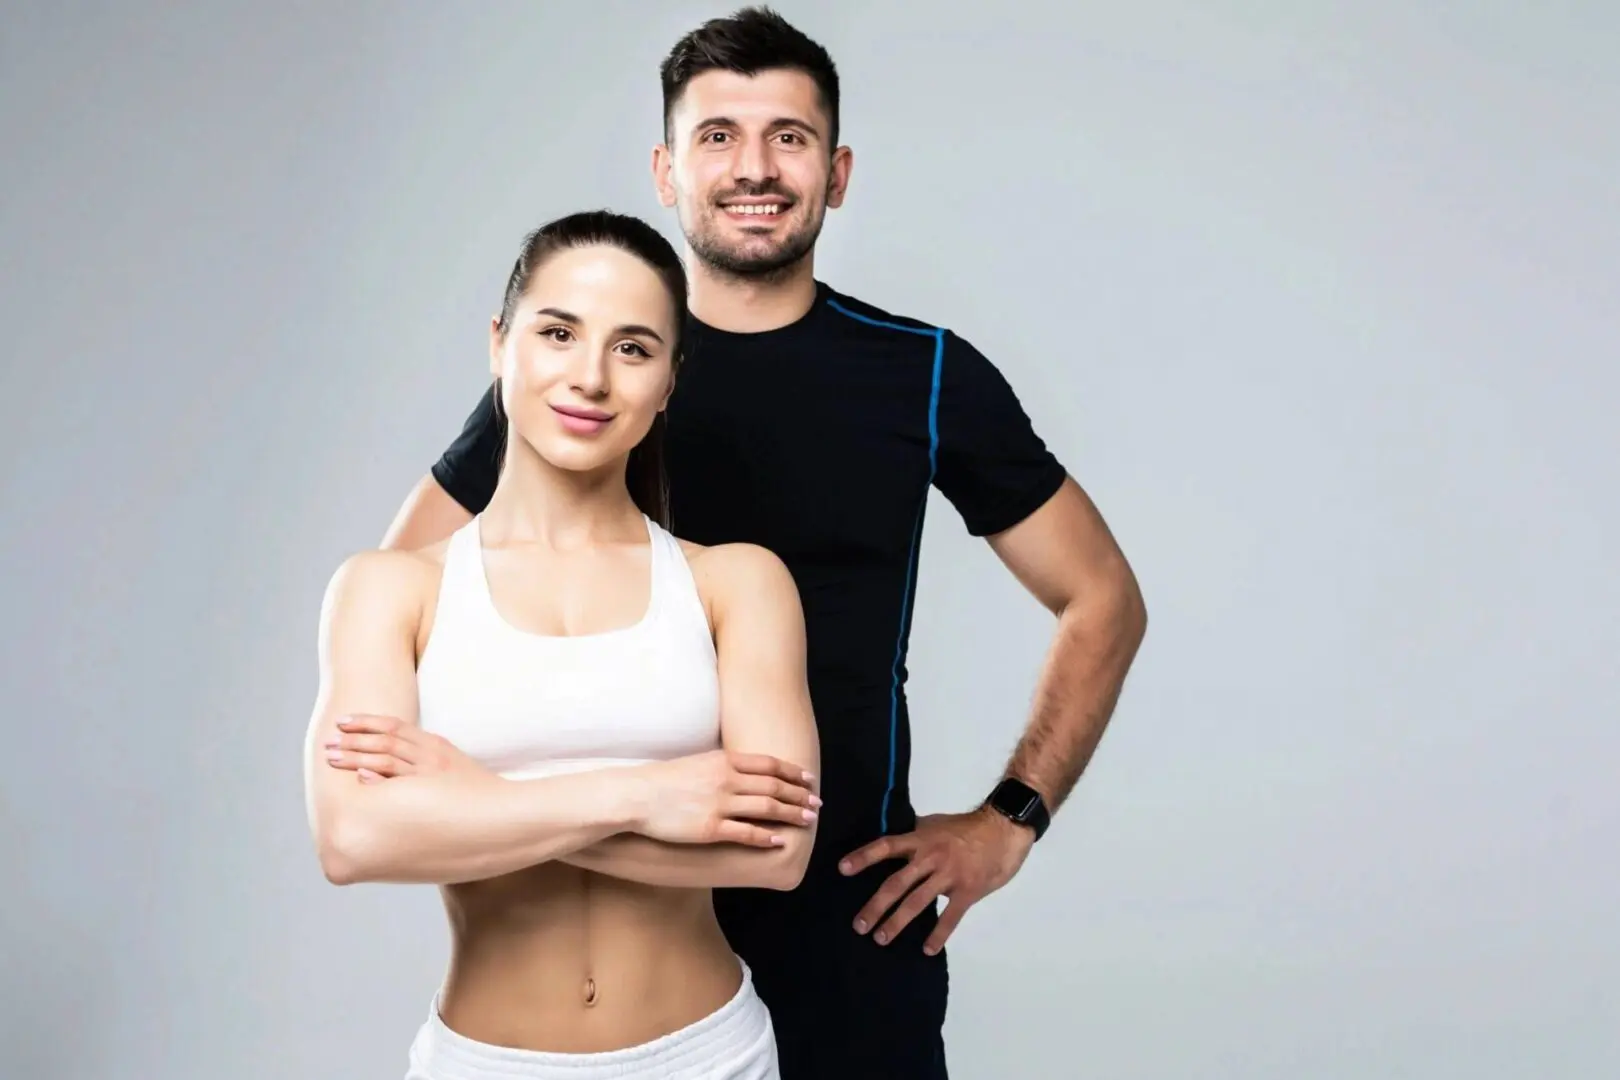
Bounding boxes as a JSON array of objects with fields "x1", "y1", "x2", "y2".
[{"x1": 727, "y1": 204, "x2": 782, "y2": 215}]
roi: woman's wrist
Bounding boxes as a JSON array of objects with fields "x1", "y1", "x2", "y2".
[{"x1": 598, "y1": 764, "x2": 658, "y2": 837}]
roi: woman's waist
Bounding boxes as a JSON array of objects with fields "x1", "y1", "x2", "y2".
[
  {"x1": 438, "y1": 865, "x2": 740, "y2": 1051},
  {"x1": 445, "y1": 859, "x2": 724, "y2": 950}
]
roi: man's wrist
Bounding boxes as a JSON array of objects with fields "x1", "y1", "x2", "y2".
[{"x1": 983, "y1": 775, "x2": 1052, "y2": 841}]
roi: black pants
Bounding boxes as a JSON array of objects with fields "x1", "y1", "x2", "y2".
[{"x1": 717, "y1": 866, "x2": 950, "y2": 1080}]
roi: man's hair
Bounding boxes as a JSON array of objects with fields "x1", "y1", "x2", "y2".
[{"x1": 659, "y1": 6, "x2": 840, "y2": 148}]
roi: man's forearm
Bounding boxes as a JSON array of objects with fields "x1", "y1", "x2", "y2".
[
  {"x1": 561, "y1": 832, "x2": 811, "y2": 892},
  {"x1": 1005, "y1": 582, "x2": 1147, "y2": 811}
]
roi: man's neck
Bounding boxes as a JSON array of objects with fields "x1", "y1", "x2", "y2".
[{"x1": 685, "y1": 252, "x2": 818, "y2": 333}]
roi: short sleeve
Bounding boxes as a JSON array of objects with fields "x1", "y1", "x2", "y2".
[
  {"x1": 932, "y1": 331, "x2": 1068, "y2": 537},
  {"x1": 430, "y1": 384, "x2": 505, "y2": 514}
]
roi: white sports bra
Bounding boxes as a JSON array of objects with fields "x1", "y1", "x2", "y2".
[{"x1": 415, "y1": 514, "x2": 722, "y2": 780}]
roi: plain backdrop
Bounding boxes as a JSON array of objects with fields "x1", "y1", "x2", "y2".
[{"x1": 3, "y1": 2, "x2": 1616, "y2": 1077}]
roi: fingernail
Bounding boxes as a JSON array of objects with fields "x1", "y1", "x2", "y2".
[
  {"x1": 324, "y1": 739, "x2": 339, "y2": 749},
  {"x1": 924, "y1": 945, "x2": 938, "y2": 956},
  {"x1": 853, "y1": 918, "x2": 868, "y2": 934},
  {"x1": 874, "y1": 931, "x2": 888, "y2": 945},
  {"x1": 808, "y1": 795, "x2": 823, "y2": 809},
  {"x1": 839, "y1": 860, "x2": 853, "y2": 875},
  {"x1": 325, "y1": 750, "x2": 342, "y2": 762},
  {"x1": 802, "y1": 771, "x2": 815, "y2": 783},
  {"x1": 771, "y1": 835, "x2": 784, "y2": 846},
  {"x1": 802, "y1": 809, "x2": 817, "y2": 823}
]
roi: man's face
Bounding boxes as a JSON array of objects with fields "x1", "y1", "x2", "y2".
[{"x1": 654, "y1": 68, "x2": 852, "y2": 280}]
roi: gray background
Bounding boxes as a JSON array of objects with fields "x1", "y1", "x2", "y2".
[{"x1": 3, "y1": 1, "x2": 1615, "y2": 1077}]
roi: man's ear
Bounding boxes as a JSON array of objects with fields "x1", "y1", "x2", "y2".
[
  {"x1": 825, "y1": 145, "x2": 854, "y2": 210},
  {"x1": 652, "y1": 143, "x2": 678, "y2": 209}
]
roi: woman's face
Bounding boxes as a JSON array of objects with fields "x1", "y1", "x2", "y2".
[{"x1": 490, "y1": 244, "x2": 679, "y2": 479}]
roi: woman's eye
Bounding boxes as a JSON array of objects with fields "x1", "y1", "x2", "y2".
[
  {"x1": 540, "y1": 326, "x2": 572, "y2": 342},
  {"x1": 617, "y1": 342, "x2": 651, "y2": 358}
]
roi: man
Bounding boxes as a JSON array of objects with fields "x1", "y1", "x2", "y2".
[{"x1": 379, "y1": 8, "x2": 1146, "y2": 1078}]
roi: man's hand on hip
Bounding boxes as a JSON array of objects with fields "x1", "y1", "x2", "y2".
[{"x1": 839, "y1": 806, "x2": 1035, "y2": 956}]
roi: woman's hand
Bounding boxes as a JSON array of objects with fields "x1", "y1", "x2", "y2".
[
  {"x1": 323, "y1": 714, "x2": 491, "y2": 784},
  {"x1": 634, "y1": 749, "x2": 820, "y2": 849}
]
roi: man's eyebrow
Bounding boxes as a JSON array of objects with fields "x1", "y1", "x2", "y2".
[
  {"x1": 691, "y1": 115, "x2": 820, "y2": 136},
  {"x1": 535, "y1": 307, "x2": 664, "y2": 344}
]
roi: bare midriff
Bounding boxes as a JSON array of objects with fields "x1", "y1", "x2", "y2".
[{"x1": 435, "y1": 862, "x2": 741, "y2": 1053}]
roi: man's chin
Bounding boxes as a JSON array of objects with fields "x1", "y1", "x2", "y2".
[
  {"x1": 691, "y1": 232, "x2": 817, "y2": 280},
  {"x1": 695, "y1": 250, "x2": 796, "y2": 279}
]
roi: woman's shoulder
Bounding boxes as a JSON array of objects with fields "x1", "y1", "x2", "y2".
[
  {"x1": 677, "y1": 539, "x2": 799, "y2": 613},
  {"x1": 322, "y1": 545, "x2": 446, "y2": 621},
  {"x1": 679, "y1": 538, "x2": 787, "y2": 574}
]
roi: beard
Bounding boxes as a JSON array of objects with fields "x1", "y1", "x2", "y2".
[{"x1": 682, "y1": 181, "x2": 827, "y2": 282}]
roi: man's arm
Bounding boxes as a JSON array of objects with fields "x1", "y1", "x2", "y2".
[
  {"x1": 841, "y1": 479, "x2": 1145, "y2": 951},
  {"x1": 381, "y1": 475, "x2": 473, "y2": 551},
  {"x1": 988, "y1": 475, "x2": 1147, "y2": 812},
  {"x1": 305, "y1": 552, "x2": 651, "y2": 886},
  {"x1": 560, "y1": 544, "x2": 822, "y2": 892},
  {"x1": 381, "y1": 387, "x2": 501, "y2": 550},
  {"x1": 841, "y1": 330, "x2": 1146, "y2": 954},
  {"x1": 923, "y1": 330, "x2": 1148, "y2": 811}
]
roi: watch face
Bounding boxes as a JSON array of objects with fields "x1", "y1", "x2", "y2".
[{"x1": 996, "y1": 781, "x2": 1041, "y2": 820}]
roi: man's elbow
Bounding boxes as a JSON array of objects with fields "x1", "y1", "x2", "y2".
[
  {"x1": 1098, "y1": 559, "x2": 1147, "y2": 647},
  {"x1": 1119, "y1": 572, "x2": 1148, "y2": 644}
]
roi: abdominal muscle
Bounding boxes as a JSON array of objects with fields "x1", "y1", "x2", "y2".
[{"x1": 435, "y1": 862, "x2": 742, "y2": 1053}]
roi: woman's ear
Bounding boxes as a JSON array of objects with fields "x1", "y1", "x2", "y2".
[
  {"x1": 488, "y1": 315, "x2": 504, "y2": 378},
  {"x1": 659, "y1": 368, "x2": 677, "y2": 412}
]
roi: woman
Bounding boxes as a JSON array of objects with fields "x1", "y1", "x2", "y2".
[{"x1": 302, "y1": 210, "x2": 821, "y2": 1079}]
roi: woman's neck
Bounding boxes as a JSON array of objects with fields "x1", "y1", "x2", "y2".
[{"x1": 480, "y1": 442, "x2": 644, "y2": 549}]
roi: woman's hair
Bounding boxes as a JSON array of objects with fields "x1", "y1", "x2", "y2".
[{"x1": 494, "y1": 210, "x2": 689, "y2": 530}]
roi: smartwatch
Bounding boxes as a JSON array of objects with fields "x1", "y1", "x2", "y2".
[{"x1": 985, "y1": 777, "x2": 1050, "y2": 841}]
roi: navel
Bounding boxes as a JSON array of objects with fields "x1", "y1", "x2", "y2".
[{"x1": 582, "y1": 977, "x2": 598, "y2": 1007}]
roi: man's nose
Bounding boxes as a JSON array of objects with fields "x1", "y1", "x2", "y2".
[{"x1": 730, "y1": 134, "x2": 777, "y2": 185}]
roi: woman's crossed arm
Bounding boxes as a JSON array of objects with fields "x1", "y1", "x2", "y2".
[{"x1": 304, "y1": 549, "x2": 814, "y2": 887}]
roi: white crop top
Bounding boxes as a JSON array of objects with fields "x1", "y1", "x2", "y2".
[{"x1": 415, "y1": 514, "x2": 722, "y2": 780}]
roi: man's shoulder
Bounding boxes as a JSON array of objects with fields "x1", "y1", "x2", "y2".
[{"x1": 818, "y1": 283, "x2": 948, "y2": 340}]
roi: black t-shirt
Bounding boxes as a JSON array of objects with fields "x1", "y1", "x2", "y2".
[{"x1": 430, "y1": 280, "x2": 1066, "y2": 1068}]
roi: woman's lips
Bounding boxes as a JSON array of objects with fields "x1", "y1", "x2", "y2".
[{"x1": 550, "y1": 403, "x2": 613, "y2": 435}]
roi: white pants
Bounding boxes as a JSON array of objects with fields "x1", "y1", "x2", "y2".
[{"x1": 404, "y1": 962, "x2": 779, "y2": 1079}]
